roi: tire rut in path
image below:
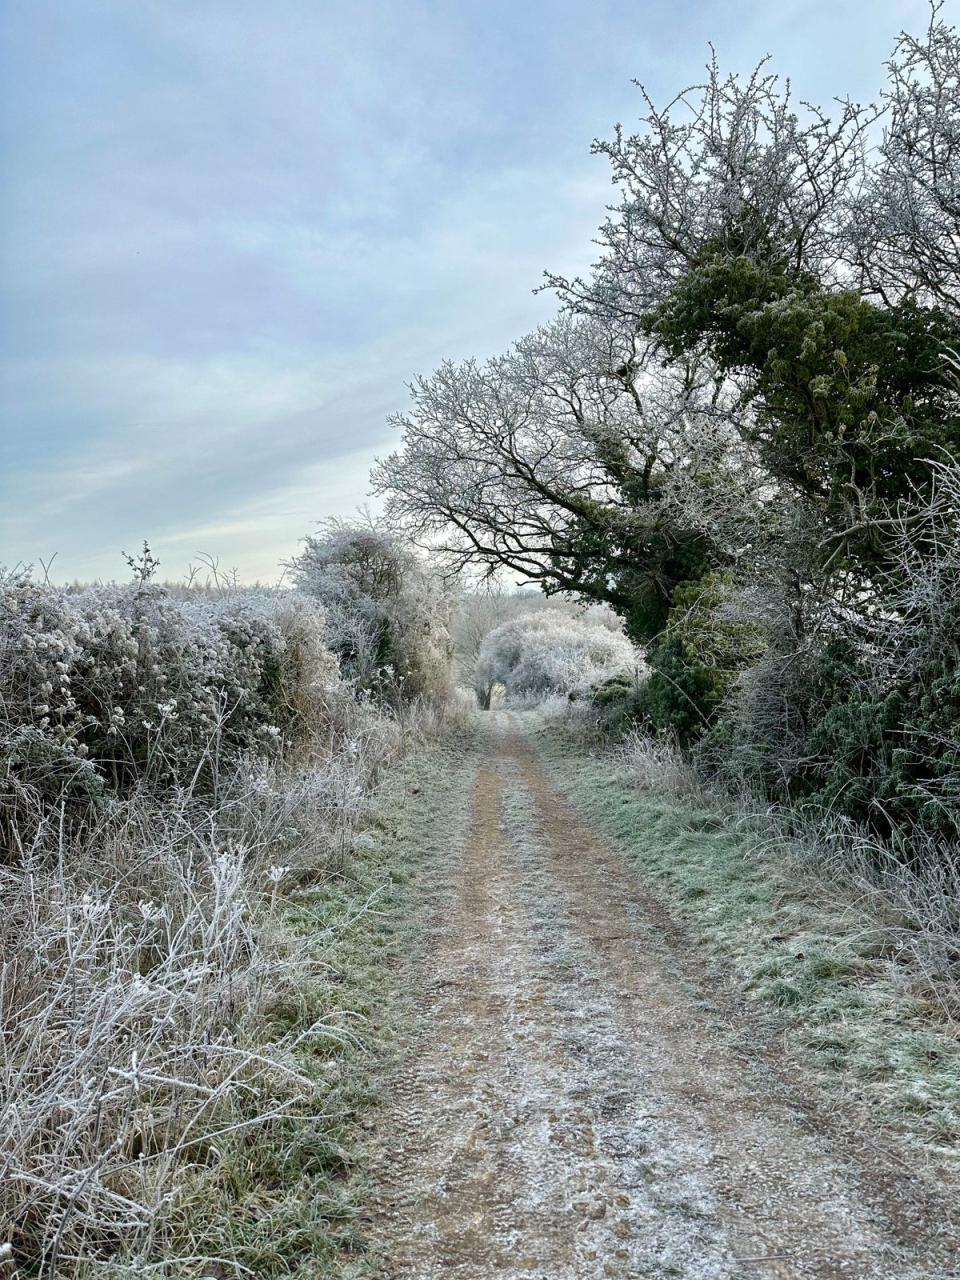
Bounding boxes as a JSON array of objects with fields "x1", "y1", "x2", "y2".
[{"x1": 363, "y1": 713, "x2": 955, "y2": 1279}]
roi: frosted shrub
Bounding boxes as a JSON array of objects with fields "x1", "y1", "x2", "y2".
[
  {"x1": 0, "y1": 564, "x2": 413, "y2": 1273},
  {"x1": 0, "y1": 570, "x2": 337, "y2": 835},
  {"x1": 290, "y1": 517, "x2": 452, "y2": 706},
  {"x1": 476, "y1": 610, "x2": 642, "y2": 703},
  {"x1": 451, "y1": 589, "x2": 615, "y2": 703}
]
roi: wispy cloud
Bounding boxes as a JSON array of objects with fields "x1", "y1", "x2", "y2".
[{"x1": 0, "y1": 0, "x2": 934, "y2": 581}]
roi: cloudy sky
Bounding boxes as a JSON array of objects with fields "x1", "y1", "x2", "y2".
[{"x1": 0, "y1": 0, "x2": 934, "y2": 582}]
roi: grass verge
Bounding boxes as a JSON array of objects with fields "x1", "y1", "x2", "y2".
[
  {"x1": 531, "y1": 718, "x2": 960, "y2": 1173},
  {"x1": 200, "y1": 729, "x2": 471, "y2": 1280}
]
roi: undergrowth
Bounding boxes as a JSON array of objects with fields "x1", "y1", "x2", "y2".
[
  {"x1": 2, "y1": 722, "x2": 469, "y2": 1279},
  {"x1": 0, "y1": 560, "x2": 461, "y2": 1277}
]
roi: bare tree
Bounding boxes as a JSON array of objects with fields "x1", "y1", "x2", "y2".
[
  {"x1": 846, "y1": 4, "x2": 960, "y2": 310},
  {"x1": 545, "y1": 54, "x2": 872, "y2": 322},
  {"x1": 374, "y1": 315, "x2": 738, "y2": 639}
]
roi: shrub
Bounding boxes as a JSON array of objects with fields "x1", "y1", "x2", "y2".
[
  {"x1": 290, "y1": 518, "x2": 452, "y2": 706},
  {"x1": 637, "y1": 572, "x2": 767, "y2": 744},
  {"x1": 589, "y1": 673, "x2": 648, "y2": 736},
  {"x1": 476, "y1": 610, "x2": 642, "y2": 703},
  {"x1": 0, "y1": 567, "x2": 337, "y2": 842},
  {"x1": 788, "y1": 617, "x2": 960, "y2": 843},
  {"x1": 704, "y1": 465, "x2": 960, "y2": 848}
]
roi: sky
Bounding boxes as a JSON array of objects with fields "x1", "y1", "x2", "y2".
[{"x1": 0, "y1": 0, "x2": 938, "y2": 583}]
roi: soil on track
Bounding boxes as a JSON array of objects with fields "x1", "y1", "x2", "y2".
[{"x1": 362, "y1": 713, "x2": 957, "y2": 1279}]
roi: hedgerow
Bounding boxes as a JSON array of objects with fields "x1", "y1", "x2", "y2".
[
  {"x1": 0, "y1": 555, "x2": 442, "y2": 1275},
  {"x1": 0, "y1": 568, "x2": 339, "y2": 844}
]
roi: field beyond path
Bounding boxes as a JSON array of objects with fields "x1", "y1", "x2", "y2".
[{"x1": 360, "y1": 713, "x2": 957, "y2": 1280}]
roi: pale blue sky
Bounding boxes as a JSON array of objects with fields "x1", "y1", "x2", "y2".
[{"x1": 0, "y1": 0, "x2": 936, "y2": 581}]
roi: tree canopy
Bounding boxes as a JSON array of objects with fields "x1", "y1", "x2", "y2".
[{"x1": 375, "y1": 6, "x2": 960, "y2": 842}]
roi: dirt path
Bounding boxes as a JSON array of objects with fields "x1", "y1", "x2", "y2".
[{"x1": 362, "y1": 713, "x2": 956, "y2": 1279}]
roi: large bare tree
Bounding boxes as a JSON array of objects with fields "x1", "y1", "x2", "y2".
[{"x1": 373, "y1": 315, "x2": 742, "y2": 639}]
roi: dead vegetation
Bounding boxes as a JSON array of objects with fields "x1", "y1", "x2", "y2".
[{"x1": 0, "y1": 560, "x2": 451, "y2": 1276}]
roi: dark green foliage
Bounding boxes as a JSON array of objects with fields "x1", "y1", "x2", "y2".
[
  {"x1": 561, "y1": 529, "x2": 714, "y2": 645},
  {"x1": 552, "y1": 485, "x2": 716, "y2": 645},
  {"x1": 791, "y1": 634, "x2": 960, "y2": 842},
  {"x1": 647, "y1": 255, "x2": 960, "y2": 568},
  {"x1": 793, "y1": 639, "x2": 912, "y2": 828},
  {"x1": 589, "y1": 673, "x2": 646, "y2": 736},
  {"x1": 636, "y1": 573, "x2": 766, "y2": 744},
  {"x1": 697, "y1": 612, "x2": 960, "y2": 847}
]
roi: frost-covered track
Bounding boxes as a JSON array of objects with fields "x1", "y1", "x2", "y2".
[{"x1": 363, "y1": 712, "x2": 957, "y2": 1280}]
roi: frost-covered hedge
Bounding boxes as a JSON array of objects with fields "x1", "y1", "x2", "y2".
[
  {"x1": 0, "y1": 556, "x2": 428, "y2": 1272},
  {"x1": 0, "y1": 568, "x2": 419, "y2": 1272},
  {"x1": 0, "y1": 570, "x2": 337, "y2": 829},
  {"x1": 475, "y1": 610, "x2": 642, "y2": 703},
  {"x1": 290, "y1": 517, "x2": 452, "y2": 706}
]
